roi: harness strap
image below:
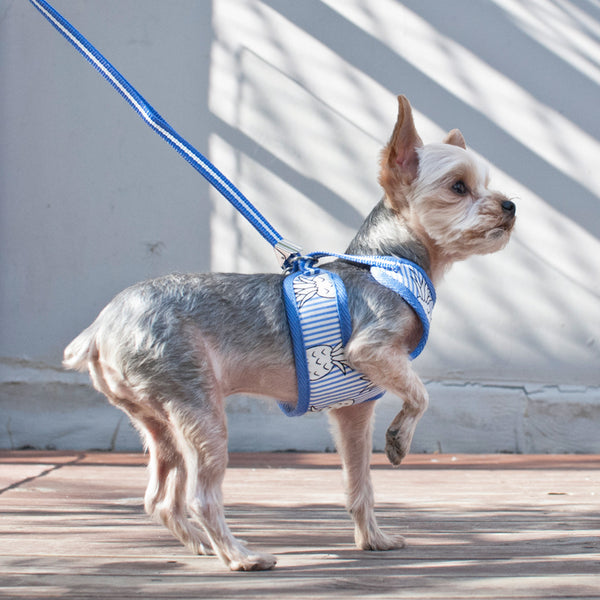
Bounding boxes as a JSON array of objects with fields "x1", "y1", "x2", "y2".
[
  {"x1": 300, "y1": 252, "x2": 435, "y2": 309},
  {"x1": 302, "y1": 250, "x2": 428, "y2": 273},
  {"x1": 29, "y1": 0, "x2": 290, "y2": 256},
  {"x1": 280, "y1": 268, "x2": 385, "y2": 416},
  {"x1": 293, "y1": 251, "x2": 436, "y2": 359}
]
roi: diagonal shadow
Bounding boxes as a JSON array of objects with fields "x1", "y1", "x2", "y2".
[
  {"x1": 260, "y1": 0, "x2": 600, "y2": 239},
  {"x1": 209, "y1": 113, "x2": 366, "y2": 229},
  {"x1": 402, "y1": 0, "x2": 600, "y2": 139}
]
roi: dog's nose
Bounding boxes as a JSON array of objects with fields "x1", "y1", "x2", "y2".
[{"x1": 501, "y1": 200, "x2": 516, "y2": 215}]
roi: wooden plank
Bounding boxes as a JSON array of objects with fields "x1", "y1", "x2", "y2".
[
  {"x1": 3, "y1": 450, "x2": 600, "y2": 469},
  {"x1": 0, "y1": 452, "x2": 598, "y2": 599}
]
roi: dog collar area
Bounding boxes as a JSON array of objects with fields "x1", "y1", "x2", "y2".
[
  {"x1": 296, "y1": 251, "x2": 436, "y2": 338},
  {"x1": 278, "y1": 256, "x2": 435, "y2": 417},
  {"x1": 369, "y1": 259, "x2": 435, "y2": 358}
]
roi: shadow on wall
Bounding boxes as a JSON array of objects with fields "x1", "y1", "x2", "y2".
[
  {"x1": 1, "y1": 0, "x2": 599, "y2": 452},
  {"x1": 253, "y1": 0, "x2": 600, "y2": 236},
  {"x1": 209, "y1": 0, "x2": 600, "y2": 385}
]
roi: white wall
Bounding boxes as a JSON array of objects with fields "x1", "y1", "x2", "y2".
[{"x1": 1, "y1": 0, "x2": 599, "y2": 452}]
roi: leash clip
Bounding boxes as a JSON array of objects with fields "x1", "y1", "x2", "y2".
[{"x1": 274, "y1": 239, "x2": 303, "y2": 271}]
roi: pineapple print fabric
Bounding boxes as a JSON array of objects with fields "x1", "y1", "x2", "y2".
[
  {"x1": 278, "y1": 257, "x2": 435, "y2": 417},
  {"x1": 279, "y1": 268, "x2": 385, "y2": 416}
]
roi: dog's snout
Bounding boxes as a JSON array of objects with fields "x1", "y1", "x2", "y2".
[{"x1": 501, "y1": 199, "x2": 516, "y2": 215}]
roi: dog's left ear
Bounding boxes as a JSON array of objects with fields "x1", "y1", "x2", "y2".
[
  {"x1": 379, "y1": 96, "x2": 423, "y2": 206},
  {"x1": 444, "y1": 129, "x2": 466, "y2": 149}
]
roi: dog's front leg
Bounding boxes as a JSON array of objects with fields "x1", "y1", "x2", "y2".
[
  {"x1": 329, "y1": 402, "x2": 405, "y2": 551},
  {"x1": 383, "y1": 363, "x2": 429, "y2": 466},
  {"x1": 347, "y1": 338, "x2": 429, "y2": 465}
]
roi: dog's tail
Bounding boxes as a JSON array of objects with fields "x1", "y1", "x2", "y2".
[{"x1": 63, "y1": 324, "x2": 98, "y2": 372}]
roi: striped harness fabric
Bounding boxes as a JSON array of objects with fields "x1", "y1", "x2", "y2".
[{"x1": 279, "y1": 258, "x2": 435, "y2": 417}]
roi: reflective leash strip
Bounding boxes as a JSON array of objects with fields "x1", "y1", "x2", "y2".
[
  {"x1": 28, "y1": 0, "x2": 436, "y2": 283},
  {"x1": 30, "y1": 1, "x2": 438, "y2": 414},
  {"x1": 29, "y1": 0, "x2": 284, "y2": 250}
]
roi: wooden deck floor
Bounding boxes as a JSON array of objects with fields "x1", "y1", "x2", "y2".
[{"x1": 1, "y1": 451, "x2": 599, "y2": 599}]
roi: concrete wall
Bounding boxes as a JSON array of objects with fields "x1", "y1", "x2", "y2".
[{"x1": 1, "y1": 0, "x2": 599, "y2": 453}]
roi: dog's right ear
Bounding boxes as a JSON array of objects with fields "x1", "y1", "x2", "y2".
[
  {"x1": 444, "y1": 128, "x2": 466, "y2": 149},
  {"x1": 379, "y1": 95, "x2": 423, "y2": 206}
]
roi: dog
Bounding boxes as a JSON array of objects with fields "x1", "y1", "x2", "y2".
[{"x1": 63, "y1": 95, "x2": 516, "y2": 570}]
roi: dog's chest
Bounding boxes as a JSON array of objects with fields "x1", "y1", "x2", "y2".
[
  {"x1": 276, "y1": 260, "x2": 435, "y2": 417},
  {"x1": 278, "y1": 268, "x2": 385, "y2": 416}
]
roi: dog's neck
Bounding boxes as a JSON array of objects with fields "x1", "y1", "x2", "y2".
[{"x1": 346, "y1": 200, "x2": 434, "y2": 278}]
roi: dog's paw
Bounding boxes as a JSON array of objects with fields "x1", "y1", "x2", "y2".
[
  {"x1": 385, "y1": 428, "x2": 407, "y2": 465},
  {"x1": 228, "y1": 552, "x2": 277, "y2": 572},
  {"x1": 358, "y1": 529, "x2": 406, "y2": 552},
  {"x1": 184, "y1": 524, "x2": 215, "y2": 555}
]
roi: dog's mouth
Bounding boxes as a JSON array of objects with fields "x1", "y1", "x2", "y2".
[
  {"x1": 495, "y1": 213, "x2": 517, "y2": 235},
  {"x1": 491, "y1": 223, "x2": 514, "y2": 237},
  {"x1": 487, "y1": 228, "x2": 505, "y2": 240},
  {"x1": 486, "y1": 218, "x2": 515, "y2": 241}
]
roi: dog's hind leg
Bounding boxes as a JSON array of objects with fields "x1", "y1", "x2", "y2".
[
  {"x1": 167, "y1": 395, "x2": 277, "y2": 571},
  {"x1": 329, "y1": 402, "x2": 405, "y2": 551},
  {"x1": 142, "y1": 423, "x2": 213, "y2": 556},
  {"x1": 88, "y1": 358, "x2": 213, "y2": 555}
]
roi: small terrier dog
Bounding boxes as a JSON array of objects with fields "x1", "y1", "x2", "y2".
[{"x1": 64, "y1": 96, "x2": 515, "y2": 570}]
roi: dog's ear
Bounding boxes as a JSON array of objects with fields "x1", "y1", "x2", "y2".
[
  {"x1": 444, "y1": 128, "x2": 466, "y2": 149},
  {"x1": 379, "y1": 96, "x2": 423, "y2": 206}
]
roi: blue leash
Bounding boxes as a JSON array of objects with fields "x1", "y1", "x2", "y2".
[
  {"x1": 31, "y1": 0, "x2": 437, "y2": 409},
  {"x1": 29, "y1": 0, "x2": 301, "y2": 265},
  {"x1": 28, "y1": 0, "x2": 436, "y2": 317}
]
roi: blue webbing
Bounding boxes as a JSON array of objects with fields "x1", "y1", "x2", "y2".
[
  {"x1": 300, "y1": 252, "x2": 436, "y2": 358},
  {"x1": 29, "y1": 0, "x2": 284, "y2": 250}
]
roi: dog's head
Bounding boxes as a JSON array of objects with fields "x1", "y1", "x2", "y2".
[{"x1": 379, "y1": 96, "x2": 516, "y2": 265}]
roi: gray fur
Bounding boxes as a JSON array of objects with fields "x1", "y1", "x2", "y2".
[{"x1": 63, "y1": 95, "x2": 515, "y2": 570}]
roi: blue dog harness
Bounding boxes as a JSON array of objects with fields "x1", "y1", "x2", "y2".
[{"x1": 278, "y1": 255, "x2": 436, "y2": 417}]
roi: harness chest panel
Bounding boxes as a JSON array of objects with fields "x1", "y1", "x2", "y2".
[
  {"x1": 279, "y1": 259, "x2": 436, "y2": 418},
  {"x1": 279, "y1": 268, "x2": 385, "y2": 417}
]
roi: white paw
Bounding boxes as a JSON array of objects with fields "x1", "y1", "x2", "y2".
[
  {"x1": 358, "y1": 530, "x2": 406, "y2": 551},
  {"x1": 228, "y1": 552, "x2": 277, "y2": 571}
]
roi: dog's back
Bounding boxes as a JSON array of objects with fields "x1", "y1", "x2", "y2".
[{"x1": 63, "y1": 272, "x2": 296, "y2": 400}]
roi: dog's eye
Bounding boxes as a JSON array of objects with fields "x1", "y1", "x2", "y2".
[{"x1": 452, "y1": 180, "x2": 468, "y2": 195}]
